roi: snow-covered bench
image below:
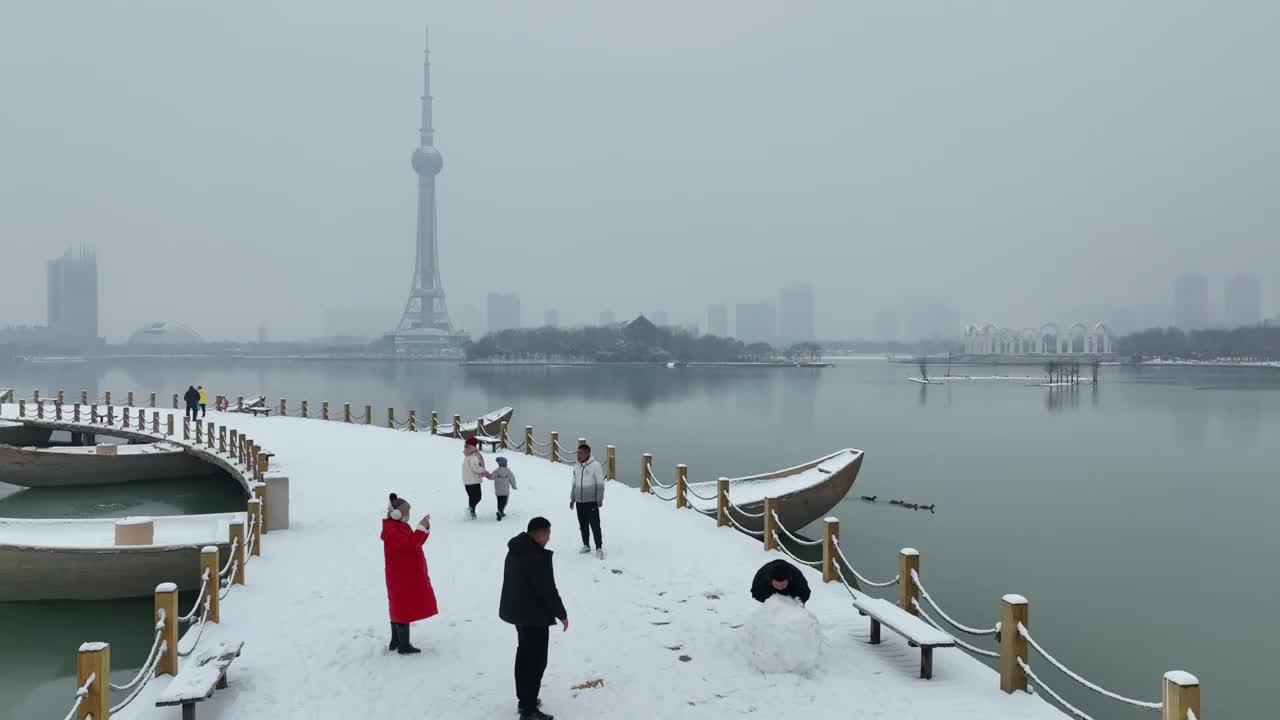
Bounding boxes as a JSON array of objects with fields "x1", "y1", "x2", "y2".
[
  {"x1": 473, "y1": 433, "x2": 502, "y2": 451},
  {"x1": 852, "y1": 595, "x2": 955, "y2": 679},
  {"x1": 155, "y1": 640, "x2": 243, "y2": 719}
]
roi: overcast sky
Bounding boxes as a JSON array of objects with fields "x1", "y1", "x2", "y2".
[{"x1": 1, "y1": 0, "x2": 1277, "y2": 341}]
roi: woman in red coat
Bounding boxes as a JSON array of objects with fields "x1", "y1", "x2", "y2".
[{"x1": 382, "y1": 493, "x2": 439, "y2": 654}]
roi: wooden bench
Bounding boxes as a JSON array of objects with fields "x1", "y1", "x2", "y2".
[
  {"x1": 246, "y1": 405, "x2": 273, "y2": 417},
  {"x1": 473, "y1": 433, "x2": 502, "y2": 451},
  {"x1": 852, "y1": 595, "x2": 955, "y2": 679},
  {"x1": 155, "y1": 640, "x2": 243, "y2": 719}
]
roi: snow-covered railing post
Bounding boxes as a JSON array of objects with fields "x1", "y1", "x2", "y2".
[
  {"x1": 641, "y1": 453, "x2": 653, "y2": 493},
  {"x1": 431, "y1": 411, "x2": 440, "y2": 434},
  {"x1": 279, "y1": 398, "x2": 287, "y2": 416},
  {"x1": 121, "y1": 405, "x2": 129, "y2": 428},
  {"x1": 343, "y1": 403, "x2": 352, "y2": 422},
  {"x1": 258, "y1": 449, "x2": 270, "y2": 474},
  {"x1": 155, "y1": 582, "x2": 178, "y2": 676},
  {"x1": 195, "y1": 420, "x2": 203, "y2": 444},
  {"x1": 219, "y1": 427, "x2": 226, "y2": 452},
  {"x1": 229, "y1": 520, "x2": 246, "y2": 585},
  {"x1": 37, "y1": 399, "x2": 45, "y2": 420},
  {"x1": 77, "y1": 641, "x2": 110, "y2": 719},
  {"x1": 254, "y1": 483, "x2": 268, "y2": 535},
  {"x1": 762, "y1": 497, "x2": 778, "y2": 551},
  {"x1": 149, "y1": 392, "x2": 156, "y2": 408},
  {"x1": 898, "y1": 549, "x2": 920, "y2": 615},
  {"x1": 452, "y1": 414, "x2": 461, "y2": 437},
  {"x1": 56, "y1": 401, "x2": 63, "y2": 421},
  {"x1": 300, "y1": 400, "x2": 309, "y2": 418},
  {"x1": 104, "y1": 391, "x2": 111, "y2": 406},
  {"x1": 199, "y1": 546, "x2": 221, "y2": 622},
  {"x1": 127, "y1": 391, "x2": 134, "y2": 407},
  {"x1": 173, "y1": 393, "x2": 179, "y2": 409},
  {"x1": 716, "y1": 477, "x2": 729, "y2": 526},
  {"x1": 364, "y1": 404, "x2": 372, "y2": 425},
  {"x1": 138, "y1": 409, "x2": 145, "y2": 430},
  {"x1": 236, "y1": 395, "x2": 244, "y2": 411},
  {"x1": 550, "y1": 432, "x2": 560, "y2": 463},
  {"x1": 107, "y1": 405, "x2": 115, "y2": 426},
  {"x1": 56, "y1": 389, "x2": 64, "y2": 404},
  {"x1": 90, "y1": 403, "x2": 99, "y2": 423},
  {"x1": 524, "y1": 426, "x2": 533, "y2": 455},
  {"x1": 606, "y1": 445, "x2": 616, "y2": 480},
  {"x1": 675, "y1": 464, "x2": 688, "y2": 508},
  {"x1": 166, "y1": 415, "x2": 174, "y2": 437},
  {"x1": 500, "y1": 422, "x2": 509, "y2": 448},
  {"x1": 387, "y1": 407, "x2": 395, "y2": 428},
  {"x1": 81, "y1": 390, "x2": 88, "y2": 405},
  {"x1": 74, "y1": 404, "x2": 81, "y2": 422},
  {"x1": 248, "y1": 498, "x2": 262, "y2": 557},
  {"x1": 17, "y1": 399, "x2": 25, "y2": 417},
  {"x1": 183, "y1": 418, "x2": 190, "y2": 441},
  {"x1": 1162, "y1": 671, "x2": 1199, "y2": 720},
  {"x1": 153, "y1": 412, "x2": 160, "y2": 434},
  {"x1": 999, "y1": 594, "x2": 1029, "y2": 693},
  {"x1": 322, "y1": 401, "x2": 330, "y2": 420},
  {"x1": 822, "y1": 518, "x2": 840, "y2": 582},
  {"x1": 408, "y1": 410, "x2": 417, "y2": 431},
  {"x1": 207, "y1": 422, "x2": 215, "y2": 449}
]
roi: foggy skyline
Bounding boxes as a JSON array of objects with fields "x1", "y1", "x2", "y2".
[{"x1": 2, "y1": 1, "x2": 1277, "y2": 342}]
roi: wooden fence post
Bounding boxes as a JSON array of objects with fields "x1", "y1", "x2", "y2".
[
  {"x1": 206, "y1": 422, "x2": 215, "y2": 448},
  {"x1": 279, "y1": 399, "x2": 286, "y2": 416},
  {"x1": 152, "y1": 412, "x2": 160, "y2": 434},
  {"x1": 74, "y1": 404, "x2": 81, "y2": 422},
  {"x1": 81, "y1": 390, "x2": 88, "y2": 405},
  {"x1": 219, "y1": 427, "x2": 226, "y2": 452},
  {"x1": 822, "y1": 518, "x2": 840, "y2": 582},
  {"x1": 137, "y1": 409, "x2": 145, "y2": 429},
  {"x1": 254, "y1": 483, "x2": 268, "y2": 535},
  {"x1": 322, "y1": 401, "x2": 329, "y2": 420},
  {"x1": 89, "y1": 403, "x2": 97, "y2": 423},
  {"x1": 431, "y1": 412, "x2": 439, "y2": 435},
  {"x1": 344, "y1": 403, "x2": 351, "y2": 423},
  {"x1": 409, "y1": 410, "x2": 417, "y2": 431},
  {"x1": 300, "y1": 399, "x2": 308, "y2": 418},
  {"x1": 18, "y1": 400, "x2": 25, "y2": 417},
  {"x1": 899, "y1": 548, "x2": 920, "y2": 615},
  {"x1": 524, "y1": 426, "x2": 533, "y2": 455},
  {"x1": 236, "y1": 396, "x2": 244, "y2": 411},
  {"x1": 199, "y1": 546, "x2": 221, "y2": 623},
  {"x1": 550, "y1": 431, "x2": 559, "y2": 462},
  {"x1": 57, "y1": 389, "x2": 64, "y2": 404},
  {"x1": 1162, "y1": 672, "x2": 1199, "y2": 720},
  {"x1": 500, "y1": 422, "x2": 509, "y2": 449},
  {"x1": 195, "y1": 421, "x2": 203, "y2": 444},
  {"x1": 452, "y1": 414, "x2": 461, "y2": 437},
  {"x1": 104, "y1": 391, "x2": 111, "y2": 406},
  {"x1": 127, "y1": 391, "x2": 134, "y2": 407},
  {"x1": 229, "y1": 520, "x2": 245, "y2": 585},
  {"x1": 166, "y1": 415, "x2": 174, "y2": 437},
  {"x1": 387, "y1": 407, "x2": 395, "y2": 428},
  {"x1": 76, "y1": 641, "x2": 110, "y2": 720},
  {"x1": 37, "y1": 399, "x2": 45, "y2": 419},
  {"x1": 606, "y1": 445, "x2": 616, "y2": 480},
  {"x1": 154, "y1": 582, "x2": 178, "y2": 676},
  {"x1": 183, "y1": 418, "x2": 190, "y2": 440},
  {"x1": 120, "y1": 407, "x2": 129, "y2": 428},
  {"x1": 675, "y1": 464, "x2": 688, "y2": 508},
  {"x1": 716, "y1": 478, "x2": 730, "y2": 526},
  {"x1": 172, "y1": 393, "x2": 178, "y2": 409},
  {"x1": 248, "y1": 498, "x2": 262, "y2": 557},
  {"x1": 762, "y1": 497, "x2": 778, "y2": 550},
  {"x1": 364, "y1": 404, "x2": 372, "y2": 425},
  {"x1": 641, "y1": 453, "x2": 653, "y2": 493},
  {"x1": 149, "y1": 392, "x2": 156, "y2": 408},
  {"x1": 106, "y1": 405, "x2": 114, "y2": 425},
  {"x1": 1000, "y1": 594, "x2": 1029, "y2": 693},
  {"x1": 56, "y1": 402, "x2": 63, "y2": 421}
]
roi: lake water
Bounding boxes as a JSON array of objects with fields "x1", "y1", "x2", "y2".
[{"x1": 2, "y1": 358, "x2": 1276, "y2": 718}]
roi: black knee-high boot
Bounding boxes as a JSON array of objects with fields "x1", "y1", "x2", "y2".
[
  {"x1": 396, "y1": 623, "x2": 420, "y2": 655},
  {"x1": 389, "y1": 622, "x2": 400, "y2": 651}
]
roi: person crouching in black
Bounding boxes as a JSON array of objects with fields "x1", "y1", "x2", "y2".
[{"x1": 751, "y1": 558, "x2": 811, "y2": 606}]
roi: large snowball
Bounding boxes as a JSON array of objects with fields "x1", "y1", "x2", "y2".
[{"x1": 742, "y1": 595, "x2": 823, "y2": 675}]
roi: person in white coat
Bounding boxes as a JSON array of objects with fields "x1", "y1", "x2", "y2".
[
  {"x1": 569, "y1": 443, "x2": 606, "y2": 558},
  {"x1": 462, "y1": 436, "x2": 491, "y2": 519}
]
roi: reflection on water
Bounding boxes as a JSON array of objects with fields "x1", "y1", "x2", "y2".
[{"x1": 0, "y1": 473, "x2": 245, "y2": 519}]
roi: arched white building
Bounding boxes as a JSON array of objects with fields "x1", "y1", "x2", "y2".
[{"x1": 962, "y1": 322, "x2": 1112, "y2": 356}]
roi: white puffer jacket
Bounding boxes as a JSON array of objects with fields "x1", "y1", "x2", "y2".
[{"x1": 570, "y1": 458, "x2": 606, "y2": 503}]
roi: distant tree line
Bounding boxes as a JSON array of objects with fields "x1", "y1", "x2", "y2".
[
  {"x1": 1116, "y1": 325, "x2": 1280, "y2": 361},
  {"x1": 463, "y1": 321, "x2": 825, "y2": 363}
]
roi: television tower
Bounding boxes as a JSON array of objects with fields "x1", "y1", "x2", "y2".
[{"x1": 394, "y1": 27, "x2": 457, "y2": 351}]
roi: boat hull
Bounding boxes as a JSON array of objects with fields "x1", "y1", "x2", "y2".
[
  {"x1": 689, "y1": 450, "x2": 863, "y2": 536},
  {"x1": 0, "y1": 542, "x2": 231, "y2": 601},
  {"x1": 441, "y1": 407, "x2": 516, "y2": 440},
  {"x1": 0, "y1": 443, "x2": 214, "y2": 488}
]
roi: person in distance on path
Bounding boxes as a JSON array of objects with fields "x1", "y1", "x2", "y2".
[
  {"x1": 182, "y1": 385, "x2": 200, "y2": 422},
  {"x1": 196, "y1": 385, "x2": 208, "y2": 418},
  {"x1": 491, "y1": 456, "x2": 517, "y2": 521},
  {"x1": 381, "y1": 493, "x2": 439, "y2": 654},
  {"x1": 569, "y1": 442, "x2": 605, "y2": 559},
  {"x1": 500, "y1": 516, "x2": 568, "y2": 720},
  {"x1": 751, "y1": 558, "x2": 811, "y2": 606},
  {"x1": 462, "y1": 436, "x2": 491, "y2": 519}
]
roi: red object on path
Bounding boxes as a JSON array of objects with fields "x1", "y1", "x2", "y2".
[{"x1": 381, "y1": 519, "x2": 439, "y2": 624}]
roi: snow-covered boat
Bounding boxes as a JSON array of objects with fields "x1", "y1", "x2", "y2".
[
  {"x1": 687, "y1": 448, "x2": 864, "y2": 534},
  {"x1": 438, "y1": 407, "x2": 515, "y2": 439},
  {"x1": 0, "y1": 441, "x2": 213, "y2": 488},
  {"x1": 0, "y1": 512, "x2": 242, "y2": 601}
]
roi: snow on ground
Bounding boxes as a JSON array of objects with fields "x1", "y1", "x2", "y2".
[
  {"x1": 0, "y1": 406, "x2": 1065, "y2": 720},
  {"x1": 0, "y1": 512, "x2": 241, "y2": 548}
]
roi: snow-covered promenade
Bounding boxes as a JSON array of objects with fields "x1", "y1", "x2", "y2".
[{"x1": 4, "y1": 395, "x2": 1163, "y2": 720}]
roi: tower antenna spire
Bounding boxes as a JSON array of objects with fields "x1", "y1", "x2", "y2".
[{"x1": 419, "y1": 26, "x2": 434, "y2": 147}]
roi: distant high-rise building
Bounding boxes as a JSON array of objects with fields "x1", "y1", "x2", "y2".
[
  {"x1": 599, "y1": 310, "x2": 615, "y2": 326},
  {"x1": 1224, "y1": 273, "x2": 1262, "y2": 328},
  {"x1": 486, "y1": 293, "x2": 521, "y2": 332},
  {"x1": 258, "y1": 326, "x2": 268, "y2": 344},
  {"x1": 735, "y1": 302, "x2": 777, "y2": 344},
  {"x1": 1174, "y1": 272, "x2": 1210, "y2": 330},
  {"x1": 778, "y1": 284, "x2": 815, "y2": 343},
  {"x1": 874, "y1": 309, "x2": 899, "y2": 342},
  {"x1": 543, "y1": 309, "x2": 559, "y2": 327},
  {"x1": 46, "y1": 247, "x2": 98, "y2": 344},
  {"x1": 707, "y1": 303, "x2": 728, "y2": 337},
  {"x1": 651, "y1": 311, "x2": 668, "y2": 327}
]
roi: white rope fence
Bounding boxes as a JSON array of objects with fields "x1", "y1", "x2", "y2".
[
  {"x1": 725, "y1": 497, "x2": 764, "y2": 518},
  {"x1": 244, "y1": 516, "x2": 257, "y2": 560},
  {"x1": 219, "y1": 561, "x2": 240, "y2": 599},
  {"x1": 1018, "y1": 657, "x2": 1094, "y2": 720},
  {"x1": 771, "y1": 511, "x2": 824, "y2": 546},
  {"x1": 178, "y1": 569, "x2": 212, "y2": 624},
  {"x1": 683, "y1": 481, "x2": 717, "y2": 502},
  {"x1": 109, "y1": 612, "x2": 166, "y2": 691},
  {"x1": 912, "y1": 599, "x2": 999, "y2": 658},
  {"x1": 1018, "y1": 623, "x2": 1162, "y2": 711},
  {"x1": 831, "y1": 538, "x2": 899, "y2": 588},
  {"x1": 218, "y1": 539, "x2": 239, "y2": 577},
  {"x1": 646, "y1": 468, "x2": 676, "y2": 490},
  {"x1": 774, "y1": 535, "x2": 824, "y2": 569},
  {"x1": 61, "y1": 673, "x2": 95, "y2": 720},
  {"x1": 107, "y1": 637, "x2": 167, "y2": 714},
  {"x1": 177, "y1": 596, "x2": 213, "y2": 658},
  {"x1": 724, "y1": 510, "x2": 765, "y2": 537},
  {"x1": 910, "y1": 570, "x2": 998, "y2": 636}
]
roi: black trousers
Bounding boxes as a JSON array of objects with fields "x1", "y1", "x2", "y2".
[
  {"x1": 185, "y1": 404, "x2": 198, "y2": 421},
  {"x1": 199, "y1": 403, "x2": 207, "y2": 417},
  {"x1": 515, "y1": 625, "x2": 549, "y2": 711},
  {"x1": 497, "y1": 494, "x2": 509, "y2": 513},
  {"x1": 465, "y1": 484, "x2": 482, "y2": 510},
  {"x1": 576, "y1": 501, "x2": 602, "y2": 548}
]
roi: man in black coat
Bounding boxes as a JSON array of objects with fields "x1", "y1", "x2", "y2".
[
  {"x1": 500, "y1": 516, "x2": 568, "y2": 720},
  {"x1": 751, "y1": 558, "x2": 812, "y2": 606},
  {"x1": 182, "y1": 385, "x2": 200, "y2": 422}
]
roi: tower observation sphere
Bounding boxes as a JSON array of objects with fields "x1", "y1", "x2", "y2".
[{"x1": 412, "y1": 146, "x2": 443, "y2": 176}]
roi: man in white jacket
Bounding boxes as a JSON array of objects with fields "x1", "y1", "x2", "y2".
[{"x1": 569, "y1": 443, "x2": 606, "y2": 559}]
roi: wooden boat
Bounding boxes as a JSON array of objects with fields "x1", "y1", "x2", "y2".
[
  {"x1": 227, "y1": 395, "x2": 267, "y2": 413},
  {"x1": 437, "y1": 407, "x2": 515, "y2": 439},
  {"x1": 0, "y1": 513, "x2": 242, "y2": 601},
  {"x1": 686, "y1": 448, "x2": 863, "y2": 535},
  {"x1": 0, "y1": 441, "x2": 214, "y2": 488}
]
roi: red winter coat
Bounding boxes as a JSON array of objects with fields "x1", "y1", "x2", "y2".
[{"x1": 381, "y1": 519, "x2": 439, "y2": 624}]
